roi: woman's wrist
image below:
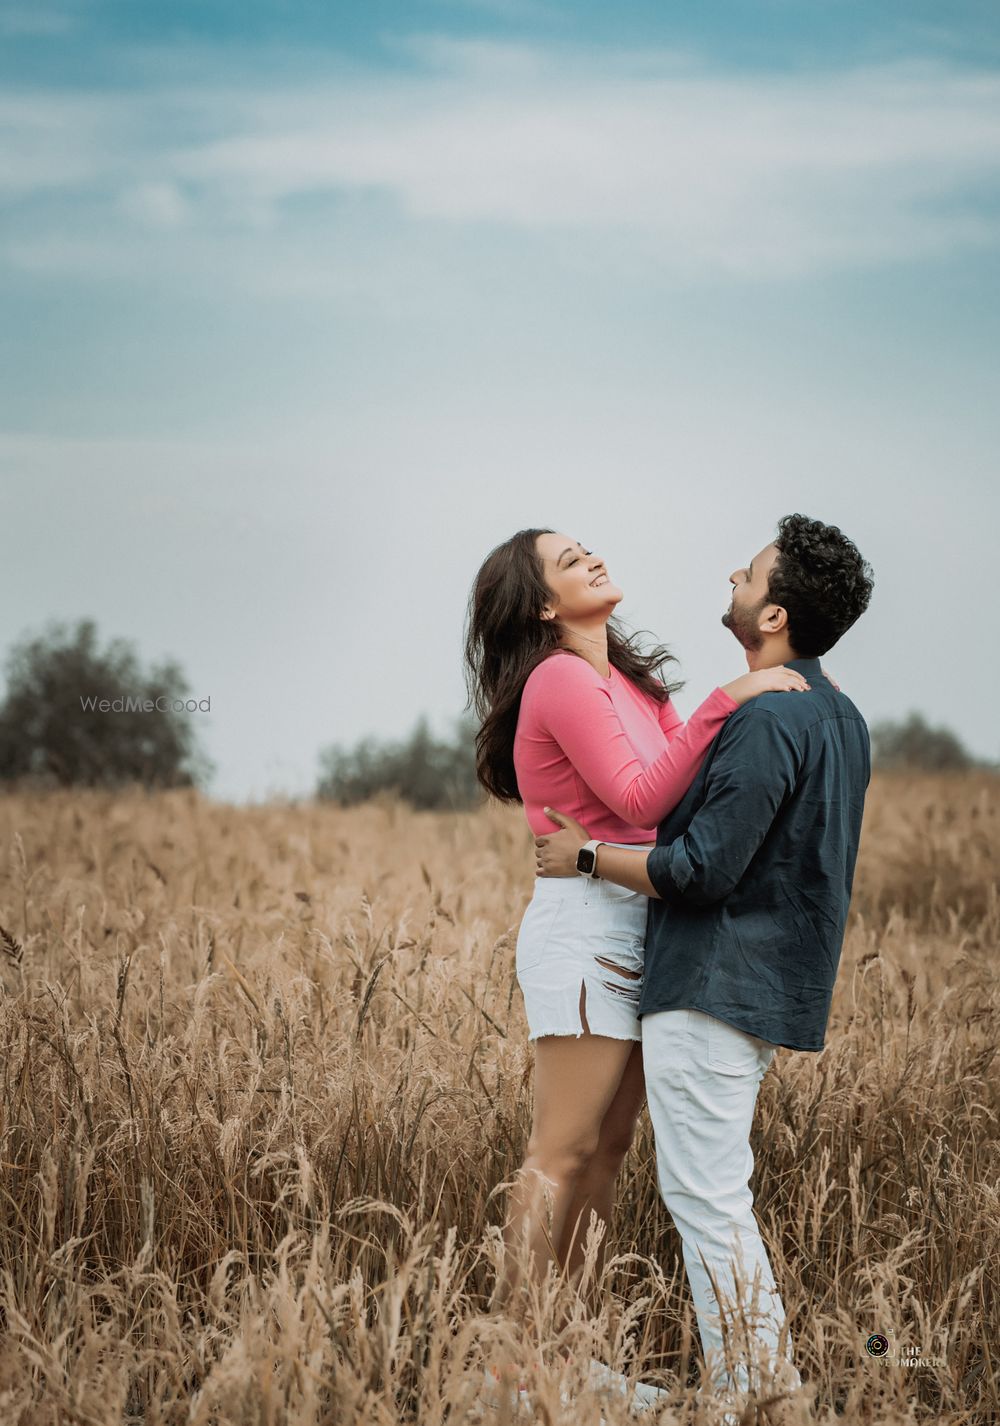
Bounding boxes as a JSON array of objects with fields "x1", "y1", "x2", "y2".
[{"x1": 717, "y1": 679, "x2": 745, "y2": 709}]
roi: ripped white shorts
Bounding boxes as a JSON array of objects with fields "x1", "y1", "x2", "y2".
[{"x1": 514, "y1": 844, "x2": 654, "y2": 1042}]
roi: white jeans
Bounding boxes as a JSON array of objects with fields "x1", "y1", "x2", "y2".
[
  {"x1": 515, "y1": 845, "x2": 653, "y2": 1042},
  {"x1": 642, "y1": 1007, "x2": 802, "y2": 1397}
]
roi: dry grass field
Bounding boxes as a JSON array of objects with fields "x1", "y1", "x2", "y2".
[{"x1": 0, "y1": 774, "x2": 996, "y2": 1425}]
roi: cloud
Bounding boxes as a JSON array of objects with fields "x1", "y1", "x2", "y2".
[
  {"x1": 2, "y1": 42, "x2": 1000, "y2": 280},
  {"x1": 175, "y1": 50, "x2": 1000, "y2": 276},
  {"x1": 0, "y1": 93, "x2": 117, "y2": 196},
  {"x1": 118, "y1": 180, "x2": 190, "y2": 228}
]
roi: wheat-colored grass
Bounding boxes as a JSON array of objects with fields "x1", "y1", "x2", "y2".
[{"x1": 0, "y1": 775, "x2": 996, "y2": 1424}]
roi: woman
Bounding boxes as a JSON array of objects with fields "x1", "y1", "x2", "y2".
[{"x1": 463, "y1": 528, "x2": 808, "y2": 1407}]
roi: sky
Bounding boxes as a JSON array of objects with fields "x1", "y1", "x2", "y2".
[{"x1": 1, "y1": 0, "x2": 998, "y2": 803}]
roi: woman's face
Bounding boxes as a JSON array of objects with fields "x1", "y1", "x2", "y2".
[{"x1": 535, "y1": 532, "x2": 623, "y2": 622}]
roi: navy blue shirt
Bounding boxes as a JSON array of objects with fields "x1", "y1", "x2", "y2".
[{"x1": 640, "y1": 657, "x2": 870, "y2": 1051}]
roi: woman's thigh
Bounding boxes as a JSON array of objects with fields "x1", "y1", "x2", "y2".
[
  {"x1": 594, "y1": 1040, "x2": 646, "y2": 1161},
  {"x1": 528, "y1": 1034, "x2": 640, "y2": 1159},
  {"x1": 517, "y1": 876, "x2": 648, "y2": 1042}
]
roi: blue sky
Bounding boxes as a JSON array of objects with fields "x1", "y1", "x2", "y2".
[{"x1": 2, "y1": 1, "x2": 998, "y2": 800}]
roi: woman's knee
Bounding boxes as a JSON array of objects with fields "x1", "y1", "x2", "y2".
[
  {"x1": 524, "y1": 1124, "x2": 635, "y2": 1188},
  {"x1": 525, "y1": 1132, "x2": 601, "y2": 1185},
  {"x1": 596, "y1": 1133, "x2": 635, "y2": 1175},
  {"x1": 578, "y1": 1124, "x2": 635, "y2": 1183}
]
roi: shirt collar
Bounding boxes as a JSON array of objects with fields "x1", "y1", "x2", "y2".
[{"x1": 783, "y1": 656, "x2": 824, "y2": 678}]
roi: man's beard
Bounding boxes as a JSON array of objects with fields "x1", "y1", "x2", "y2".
[{"x1": 721, "y1": 596, "x2": 766, "y2": 652}]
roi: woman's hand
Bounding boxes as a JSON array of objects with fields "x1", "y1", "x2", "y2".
[{"x1": 722, "y1": 666, "x2": 811, "y2": 706}]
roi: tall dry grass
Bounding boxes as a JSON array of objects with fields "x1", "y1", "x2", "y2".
[{"x1": 0, "y1": 774, "x2": 996, "y2": 1424}]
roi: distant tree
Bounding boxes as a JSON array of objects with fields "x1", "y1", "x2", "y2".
[
  {"x1": 869, "y1": 711, "x2": 987, "y2": 772},
  {"x1": 0, "y1": 618, "x2": 214, "y2": 790},
  {"x1": 316, "y1": 711, "x2": 483, "y2": 811}
]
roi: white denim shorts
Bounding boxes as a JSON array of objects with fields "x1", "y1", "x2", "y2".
[{"x1": 515, "y1": 845, "x2": 654, "y2": 1042}]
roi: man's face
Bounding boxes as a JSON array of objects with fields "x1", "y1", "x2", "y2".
[{"x1": 722, "y1": 542, "x2": 780, "y2": 651}]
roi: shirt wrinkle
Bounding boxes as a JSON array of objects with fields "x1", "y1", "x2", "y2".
[{"x1": 640, "y1": 657, "x2": 870, "y2": 1053}]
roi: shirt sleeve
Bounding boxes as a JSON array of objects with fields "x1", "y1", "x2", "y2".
[
  {"x1": 645, "y1": 705, "x2": 802, "y2": 906},
  {"x1": 535, "y1": 657, "x2": 739, "y2": 826},
  {"x1": 655, "y1": 692, "x2": 684, "y2": 740}
]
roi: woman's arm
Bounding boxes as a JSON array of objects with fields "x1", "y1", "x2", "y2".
[
  {"x1": 538, "y1": 663, "x2": 732, "y2": 825},
  {"x1": 535, "y1": 658, "x2": 809, "y2": 828},
  {"x1": 655, "y1": 666, "x2": 812, "y2": 740},
  {"x1": 655, "y1": 692, "x2": 685, "y2": 739}
]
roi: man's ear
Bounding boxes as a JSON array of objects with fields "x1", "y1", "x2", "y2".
[{"x1": 759, "y1": 603, "x2": 789, "y2": 635}]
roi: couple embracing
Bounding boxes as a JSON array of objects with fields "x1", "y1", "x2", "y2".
[{"x1": 464, "y1": 515, "x2": 874, "y2": 1421}]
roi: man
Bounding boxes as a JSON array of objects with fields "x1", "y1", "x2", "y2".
[{"x1": 535, "y1": 514, "x2": 874, "y2": 1423}]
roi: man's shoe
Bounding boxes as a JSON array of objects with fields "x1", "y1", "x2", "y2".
[
  {"x1": 694, "y1": 1383, "x2": 743, "y2": 1426},
  {"x1": 760, "y1": 1394, "x2": 812, "y2": 1426},
  {"x1": 585, "y1": 1358, "x2": 672, "y2": 1414},
  {"x1": 694, "y1": 1379, "x2": 808, "y2": 1426}
]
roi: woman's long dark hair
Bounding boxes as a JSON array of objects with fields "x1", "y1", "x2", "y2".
[{"x1": 463, "y1": 528, "x2": 684, "y2": 803}]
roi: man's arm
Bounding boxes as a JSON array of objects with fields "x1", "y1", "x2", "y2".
[
  {"x1": 592, "y1": 845, "x2": 660, "y2": 897},
  {"x1": 538, "y1": 710, "x2": 801, "y2": 900},
  {"x1": 534, "y1": 808, "x2": 661, "y2": 888},
  {"x1": 643, "y1": 706, "x2": 802, "y2": 907}
]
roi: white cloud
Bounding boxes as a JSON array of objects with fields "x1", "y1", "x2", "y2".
[
  {"x1": 0, "y1": 94, "x2": 117, "y2": 196},
  {"x1": 2, "y1": 45, "x2": 1000, "y2": 279},
  {"x1": 119, "y1": 180, "x2": 190, "y2": 228},
  {"x1": 175, "y1": 53, "x2": 1000, "y2": 276}
]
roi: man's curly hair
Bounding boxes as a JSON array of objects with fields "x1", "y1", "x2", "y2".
[{"x1": 768, "y1": 514, "x2": 874, "y2": 658}]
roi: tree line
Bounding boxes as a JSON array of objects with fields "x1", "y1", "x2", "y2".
[{"x1": 0, "y1": 620, "x2": 992, "y2": 805}]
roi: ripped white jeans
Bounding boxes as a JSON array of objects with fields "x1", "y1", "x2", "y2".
[{"x1": 514, "y1": 846, "x2": 653, "y2": 1042}]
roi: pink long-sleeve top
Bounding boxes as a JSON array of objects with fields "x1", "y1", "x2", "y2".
[{"x1": 514, "y1": 651, "x2": 739, "y2": 841}]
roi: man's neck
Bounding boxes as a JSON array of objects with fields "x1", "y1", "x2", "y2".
[{"x1": 745, "y1": 641, "x2": 800, "y2": 671}]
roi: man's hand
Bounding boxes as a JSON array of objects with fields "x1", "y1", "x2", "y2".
[{"x1": 535, "y1": 807, "x2": 590, "y2": 877}]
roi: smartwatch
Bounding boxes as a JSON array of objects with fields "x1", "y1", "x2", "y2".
[{"x1": 576, "y1": 840, "x2": 604, "y2": 878}]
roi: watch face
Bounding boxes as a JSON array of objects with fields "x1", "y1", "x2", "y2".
[{"x1": 577, "y1": 847, "x2": 597, "y2": 874}]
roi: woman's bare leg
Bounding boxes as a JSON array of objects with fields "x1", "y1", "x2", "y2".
[
  {"x1": 497, "y1": 1027, "x2": 638, "y2": 1310},
  {"x1": 557, "y1": 1040, "x2": 645, "y2": 1302}
]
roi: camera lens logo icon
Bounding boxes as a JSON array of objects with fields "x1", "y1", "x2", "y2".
[{"x1": 866, "y1": 1334, "x2": 890, "y2": 1358}]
